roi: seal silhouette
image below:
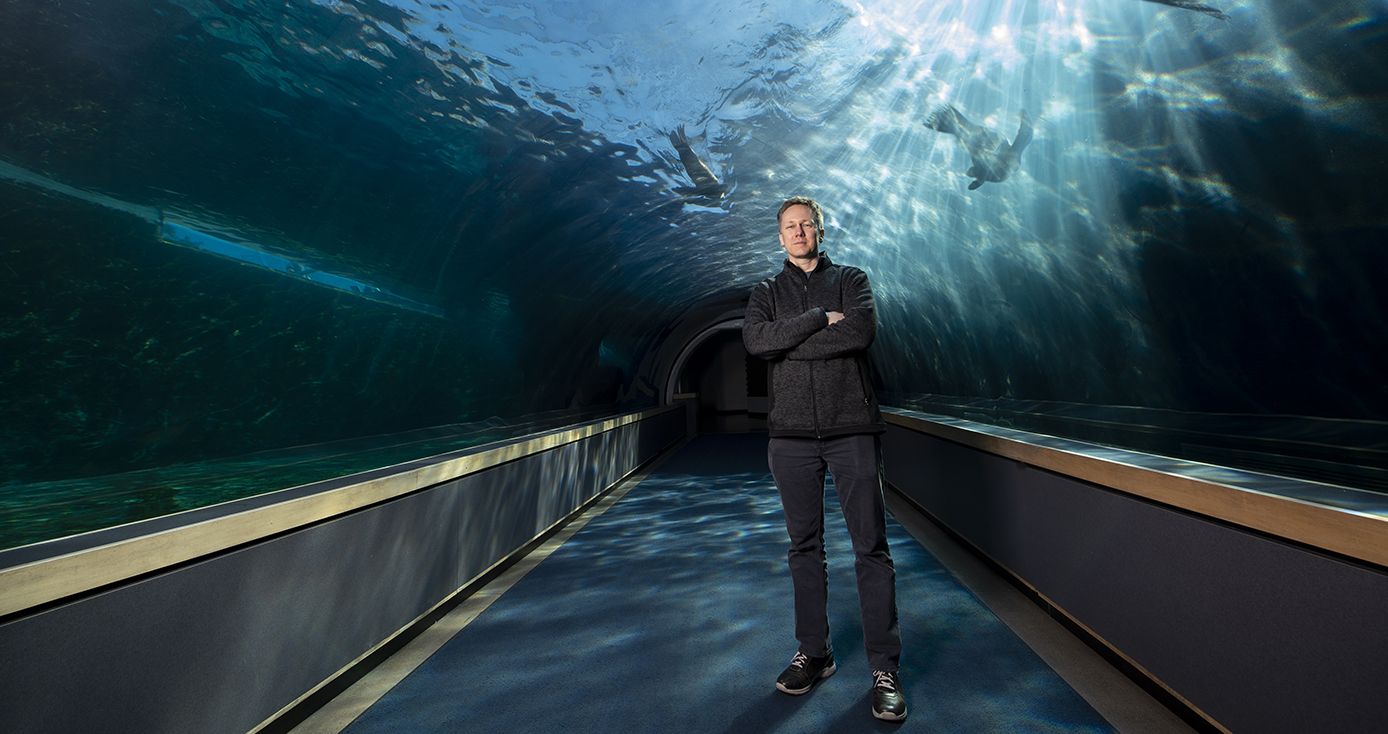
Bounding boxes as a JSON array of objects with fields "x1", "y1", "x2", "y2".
[
  {"x1": 668, "y1": 126, "x2": 726, "y2": 200},
  {"x1": 1139, "y1": 0, "x2": 1229, "y2": 21},
  {"x1": 924, "y1": 106, "x2": 1033, "y2": 190}
]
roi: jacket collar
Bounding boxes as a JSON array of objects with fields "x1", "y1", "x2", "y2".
[{"x1": 782, "y1": 250, "x2": 833, "y2": 277}]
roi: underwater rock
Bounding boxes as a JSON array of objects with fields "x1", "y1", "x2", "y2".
[{"x1": 924, "y1": 106, "x2": 1033, "y2": 190}]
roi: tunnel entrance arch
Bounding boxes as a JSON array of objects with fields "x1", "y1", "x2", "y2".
[
  {"x1": 663, "y1": 318, "x2": 742, "y2": 405},
  {"x1": 664, "y1": 319, "x2": 771, "y2": 434}
]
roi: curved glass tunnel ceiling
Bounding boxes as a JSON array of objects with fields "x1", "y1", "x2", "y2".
[{"x1": 2, "y1": 0, "x2": 1386, "y2": 549}]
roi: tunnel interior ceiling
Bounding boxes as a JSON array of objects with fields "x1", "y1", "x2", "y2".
[{"x1": 2, "y1": 0, "x2": 1386, "y2": 547}]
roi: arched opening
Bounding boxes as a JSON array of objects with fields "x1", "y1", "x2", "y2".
[{"x1": 670, "y1": 324, "x2": 768, "y2": 434}]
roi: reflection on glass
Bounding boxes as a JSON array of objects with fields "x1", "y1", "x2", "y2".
[
  {"x1": 2, "y1": 0, "x2": 1384, "y2": 549},
  {"x1": 0, "y1": 408, "x2": 626, "y2": 551}
]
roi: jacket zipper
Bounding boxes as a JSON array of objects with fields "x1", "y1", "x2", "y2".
[
  {"x1": 854, "y1": 358, "x2": 869, "y2": 407},
  {"x1": 803, "y1": 274, "x2": 821, "y2": 438}
]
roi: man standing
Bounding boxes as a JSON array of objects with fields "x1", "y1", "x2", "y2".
[{"x1": 743, "y1": 197, "x2": 906, "y2": 721}]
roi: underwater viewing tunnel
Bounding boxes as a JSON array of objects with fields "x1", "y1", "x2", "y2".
[{"x1": 2, "y1": 1, "x2": 1386, "y2": 732}]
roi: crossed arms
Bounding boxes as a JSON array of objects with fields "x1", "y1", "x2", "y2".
[{"x1": 743, "y1": 269, "x2": 877, "y2": 361}]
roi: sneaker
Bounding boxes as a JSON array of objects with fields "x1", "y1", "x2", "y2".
[
  {"x1": 871, "y1": 670, "x2": 907, "y2": 721},
  {"x1": 775, "y1": 651, "x2": 836, "y2": 695}
]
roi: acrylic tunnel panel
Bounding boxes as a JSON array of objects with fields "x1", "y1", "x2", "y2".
[{"x1": 3, "y1": 0, "x2": 1386, "y2": 549}]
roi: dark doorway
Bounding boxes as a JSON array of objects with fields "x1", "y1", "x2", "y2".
[{"x1": 674, "y1": 329, "x2": 767, "y2": 433}]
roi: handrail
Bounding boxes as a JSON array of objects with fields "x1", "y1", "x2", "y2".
[
  {"x1": 0, "y1": 405, "x2": 681, "y2": 618},
  {"x1": 884, "y1": 409, "x2": 1388, "y2": 569}
]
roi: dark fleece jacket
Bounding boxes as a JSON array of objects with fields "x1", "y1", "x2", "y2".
[{"x1": 743, "y1": 252, "x2": 886, "y2": 438}]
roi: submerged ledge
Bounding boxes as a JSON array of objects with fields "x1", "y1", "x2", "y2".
[
  {"x1": 0, "y1": 408, "x2": 630, "y2": 553},
  {"x1": 883, "y1": 408, "x2": 1388, "y2": 570},
  {"x1": 0, "y1": 405, "x2": 681, "y2": 619}
]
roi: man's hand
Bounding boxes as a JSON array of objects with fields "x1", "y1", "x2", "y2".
[{"x1": 826, "y1": 311, "x2": 845, "y2": 325}]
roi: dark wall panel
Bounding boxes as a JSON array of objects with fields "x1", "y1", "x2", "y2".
[
  {"x1": 0, "y1": 408, "x2": 685, "y2": 734},
  {"x1": 884, "y1": 424, "x2": 1388, "y2": 734}
]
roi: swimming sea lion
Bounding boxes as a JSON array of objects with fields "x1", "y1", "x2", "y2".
[
  {"x1": 1138, "y1": 0, "x2": 1229, "y2": 20},
  {"x1": 668, "y1": 126, "x2": 726, "y2": 200},
  {"x1": 924, "y1": 106, "x2": 1033, "y2": 190}
]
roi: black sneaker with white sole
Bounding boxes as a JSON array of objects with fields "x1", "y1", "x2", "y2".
[
  {"x1": 775, "y1": 651, "x2": 836, "y2": 695},
  {"x1": 871, "y1": 670, "x2": 907, "y2": 721}
]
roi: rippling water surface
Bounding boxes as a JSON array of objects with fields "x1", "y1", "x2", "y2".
[{"x1": 2, "y1": 0, "x2": 1385, "y2": 544}]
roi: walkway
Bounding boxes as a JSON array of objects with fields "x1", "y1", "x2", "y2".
[{"x1": 295, "y1": 433, "x2": 1141, "y2": 733}]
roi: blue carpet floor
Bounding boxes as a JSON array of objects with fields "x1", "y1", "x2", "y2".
[{"x1": 341, "y1": 433, "x2": 1116, "y2": 733}]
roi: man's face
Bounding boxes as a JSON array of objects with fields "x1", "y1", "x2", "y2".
[{"x1": 778, "y1": 204, "x2": 819, "y2": 260}]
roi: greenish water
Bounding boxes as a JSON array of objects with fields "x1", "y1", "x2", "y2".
[{"x1": 0, "y1": 408, "x2": 619, "y2": 551}]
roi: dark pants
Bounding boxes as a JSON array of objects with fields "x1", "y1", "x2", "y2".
[{"x1": 768, "y1": 434, "x2": 901, "y2": 672}]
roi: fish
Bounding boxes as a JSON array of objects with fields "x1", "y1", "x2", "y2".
[
  {"x1": 924, "y1": 106, "x2": 1033, "y2": 190},
  {"x1": 668, "y1": 126, "x2": 726, "y2": 200},
  {"x1": 1138, "y1": 0, "x2": 1229, "y2": 20}
]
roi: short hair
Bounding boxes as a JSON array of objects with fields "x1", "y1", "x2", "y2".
[{"x1": 777, "y1": 197, "x2": 825, "y2": 241}]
